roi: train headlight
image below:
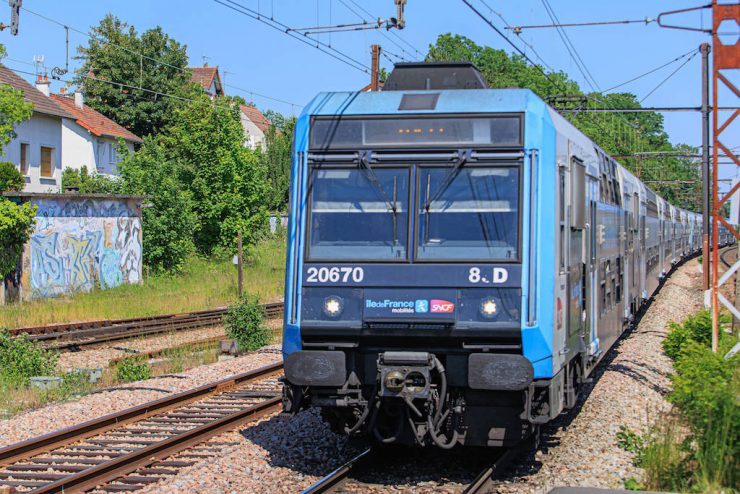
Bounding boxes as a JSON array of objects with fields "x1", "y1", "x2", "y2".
[
  {"x1": 323, "y1": 296, "x2": 344, "y2": 317},
  {"x1": 480, "y1": 297, "x2": 498, "y2": 318}
]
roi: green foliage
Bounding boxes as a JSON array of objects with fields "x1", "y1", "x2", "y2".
[
  {"x1": 623, "y1": 477, "x2": 643, "y2": 491},
  {"x1": 117, "y1": 140, "x2": 196, "y2": 272},
  {"x1": 0, "y1": 48, "x2": 34, "y2": 151},
  {"x1": 225, "y1": 295, "x2": 271, "y2": 351},
  {"x1": 260, "y1": 115, "x2": 294, "y2": 211},
  {"x1": 616, "y1": 425, "x2": 645, "y2": 456},
  {"x1": 61, "y1": 166, "x2": 121, "y2": 194},
  {"x1": 638, "y1": 419, "x2": 690, "y2": 492},
  {"x1": 0, "y1": 198, "x2": 36, "y2": 278},
  {"x1": 0, "y1": 161, "x2": 24, "y2": 192},
  {"x1": 662, "y1": 310, "x2": 730, "y2": 360},
  {"x1": 73, "y1": 15, "x2": 198, "y2": 138},
  {"x1": 0, "y1": 330, "x2": 59, "y2": 386},
  {"x1": 426, "y1": 34, "x2": 702, "y2": 211},
  {"x1": 164, "y1": 95, "x2": 268, "y2": 254},
  {"x1": 668, "y1": 340, "x2": 739, "y2": 453},
  {"x1": 115, "y1": 356, "x2": 152, "y2": 382}
]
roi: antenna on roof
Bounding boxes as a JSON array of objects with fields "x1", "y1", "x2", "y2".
[
  {"x1": 202, "y1": 55, "x2": 211, "y2": 67},
  {"x1": 33, "y1": 55, "x2": 44, "y2": 77}
]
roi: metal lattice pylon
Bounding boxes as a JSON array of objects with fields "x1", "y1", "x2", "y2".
[{"x1": 710, "y1": 1, "x2": 740, "y2": 354}]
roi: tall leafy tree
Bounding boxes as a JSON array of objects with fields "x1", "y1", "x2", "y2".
[
  {"x1": 0, "y1": 45, "x2": 33, "y2": 151},
  {"x1": 261, "y1": 111, "x2": 294, "y2": 211},
  {"x1": 163, "y1": 95, "x2": 268, "y2": 254},
  {"x1": 73, "y1": 14, "x2": 197, "y2": 137}
]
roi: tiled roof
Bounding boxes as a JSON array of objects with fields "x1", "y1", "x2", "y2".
[
  {"x1": 0, "y1": 64, "x2": 73, "y2": 118},
  {"x1": 239, "y1": 104, "x2": 271, "y2": 134},
  {"x1": 50, "y1": 94, "x2": 143, "y2": 143},
  {"x1": 188, "y1": 66, "x2": 223, "y2": 95}
]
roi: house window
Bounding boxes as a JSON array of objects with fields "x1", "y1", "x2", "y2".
[
  {"x1": 108, "y1": 142, "x2": 117, "y2": 164},
  {"x1": 40, "y1": 146, "x2": 54, "y2": 177},
  {"x1": 20, "y1": 143, "x2": 29, "y2": 175}
]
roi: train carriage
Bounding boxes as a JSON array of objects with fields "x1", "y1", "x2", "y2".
[{"x1": 281, "y1": 63, "x2": 730, "y2": 448}]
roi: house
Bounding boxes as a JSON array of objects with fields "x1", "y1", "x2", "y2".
[
  {"x1": 187, "y1": 64, "x2": 271, "y2": 150},
  {"x1": 0, "y1": 64, "x2": 142, "y2": 191},
  {"x1": 188, "y1": 65, "x2": 224, "y2": 98},
  {"x1": 51, "y1": 91, "x2": 142, "y2": 176},
  {"x1": 239, "y1": 104, "x2": 271, "y2": 151},
  {"x1": 0, "y1": 65, "x2": 72, "y2": 192}
]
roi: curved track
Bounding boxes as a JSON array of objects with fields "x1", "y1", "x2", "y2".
[{"x1": 0, "y1": 362, "x2": 283, "y2": 493}]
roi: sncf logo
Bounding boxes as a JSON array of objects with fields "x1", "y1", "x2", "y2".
[{"x1": 430, "y1": 299, "x2": 455, "y2": 313}]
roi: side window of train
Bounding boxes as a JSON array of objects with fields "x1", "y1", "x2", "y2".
[
  {"x1": 570, "y1": 156, "x2": 585, "y2": 229},
  {"x1": 559, "y1": 168, "x2": 566, "y2": 272},
  {"x1": 599, "y1": 260, "x2": 607, "y2": 316}
]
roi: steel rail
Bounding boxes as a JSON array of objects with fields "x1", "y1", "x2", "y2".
[
  {"x1": 9, "y1": 302, "x2": 284, "y2": 350},
  {"x1": 300, "y1": 448, "x2": 374, "y2": 493},
  {"x1": 30, "y1": 396, "x2": 282, "y2": 493},
  {"x1": 0, "y1": 362, "x2": 283, "y2": 468},
  {"x1": 463, "y1": 447, "x2": 519, "y2": 494}
]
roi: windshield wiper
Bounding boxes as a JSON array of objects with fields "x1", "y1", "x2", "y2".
[
  {"x1": 423, "y1": 149, "x2": 472, "y2": 244},
  {"x1": 359, "y1": 151, "x2": 399, "y2": 246}
]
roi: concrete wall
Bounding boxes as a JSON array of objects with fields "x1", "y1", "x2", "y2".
[
  {"x1": 4, "y1": 113, "x2": 63, "y2": 192},
  {"x1": 61, "y1": 120, "x2": 135, "y2": 177},
  {"x1": 24, "y1": 197, "x2": 143, "y2": 300}
]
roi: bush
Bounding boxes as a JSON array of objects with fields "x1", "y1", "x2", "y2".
[
  {"x1": 662, "y1": 309, "x2": 730, "y2": 360},
  {"x1": 61, "y1": 166, "x2": 120, "y2": 194},
  {"x1": 115, "y1": 357, "x2": 151, "y2": 382},
  {"x1": 0, "y1": 330, "x2": 58, "y2": 386},
  {"x1": 0, "y1": 161, "x2": 24, "y2": 192},
  {"x1": 225, "y1": 295, "x2": 271, "y2": 351},
  {"x1": 639, "y1": 418, "x2": 690, "y2": 492},
  {"x1": 0, "y1": 198, "x2": 36, "y2": 278}
]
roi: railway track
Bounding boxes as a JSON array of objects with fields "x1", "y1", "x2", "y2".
[
  {"x1": 8, "y1": 302, "x2": 284, "y2": 351},
  {"x1": 0, "y1": 362, "x2": 283, "y2": 493},
  {"x1": 301, "y1": 448, "x2": 374, "y2": 493},
  {"x1": 720, "y1": 245, "x2": 737, "y2": 269}
]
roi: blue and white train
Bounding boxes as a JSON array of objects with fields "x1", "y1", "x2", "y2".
[{"x1": 280, "y1": 63, "x2": 732, "y2": 448}]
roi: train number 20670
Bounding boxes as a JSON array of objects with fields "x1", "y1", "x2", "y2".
[{"x1": 306, "y1": 266, "x2": 365, "y2": 283}]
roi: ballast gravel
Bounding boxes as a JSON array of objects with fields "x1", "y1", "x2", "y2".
[
  {"x1": 0, "y1": 346, "x2": 282, "y2": 448},
  {"x1": 139, "y1": 259, "x2": 704, "y2": 494}
]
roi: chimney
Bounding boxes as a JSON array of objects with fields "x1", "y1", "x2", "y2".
[
  {"x1": 59, "y1": 87, "x2": 67, "y2": 95},
  {"x1": 35, "y1": 73, "x2": 50, "y2": 97},
  {"x1": 74, "y1": 91, "x2": 84, "y2": 109}
]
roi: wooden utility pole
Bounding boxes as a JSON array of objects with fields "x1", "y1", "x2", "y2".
[
  {"x1": 237, "y1": 231, "x2": 244, "y2": 298},
  {"x1": 371, "y1": 44, "x2": 381, "y2": 91}
]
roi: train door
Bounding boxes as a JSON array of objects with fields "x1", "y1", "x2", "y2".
[
  {"x1": 629, "y1": 193, "x2": 639, "y2": 316},
  {"x1": 568, "y1": 156, "x2": 586, "y2": 357}
]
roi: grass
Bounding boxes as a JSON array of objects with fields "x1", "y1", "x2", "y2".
[
  {"x1": 0, "y1": 339, "x2": 225, "y2": 419},
  {"x1": 0, "y1": 236, "x2": 286, "y2": 329}
]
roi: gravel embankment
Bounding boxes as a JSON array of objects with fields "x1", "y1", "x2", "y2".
[
  {"x1": 0, "y1": 346, "x2": 282, "y2": 448},
  {"x1": 496, "y1": 258, "x2": 703, "y2": 493}
]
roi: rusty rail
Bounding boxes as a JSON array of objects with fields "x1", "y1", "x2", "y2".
[
  {"x1": 8, "y1": 302, "x2": 284, "y2": 350},
  {"x1": 0, "y1": 362, "x2": 284, "y2": 493}
]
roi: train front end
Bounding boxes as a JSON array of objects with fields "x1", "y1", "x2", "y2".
[{"x1": 282, "y1": 63, "x2": 558, "y2": 447}]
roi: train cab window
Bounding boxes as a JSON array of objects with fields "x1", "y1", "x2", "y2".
[
  {"x1": 307, "y1": 167, "x2": 410, "y2": 260},
  {"x1": 417, "y1": 166, "x2": 520, "y2": 260}
]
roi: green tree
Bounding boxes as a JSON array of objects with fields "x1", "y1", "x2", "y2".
[
  {"x1": 261, "y1": 113, "x2": 294, "y2": 211},
  {"x1": 61, "y1": 165, "x2": 121, "y2": 194},
  {"x1": 164, "y1": 95, "x2": 268, "y2": 254},
  {"x1": 73, "y1": 14, "x2": 197, "y2": 137},
  {"x1": 0, "y1": 161, "x2": 24, "y2": 192},
  {"x1": 117, "y1": 139, "x2": 196, "y2": 272},
  {"x1": 0, "y1": 45, "x2": 33, "y2": 152}
]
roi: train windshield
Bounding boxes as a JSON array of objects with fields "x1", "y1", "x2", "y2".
[
  {"x1": 417, "y1": 166, "x2": 519, "y2": 260},
  {"x1": 307, "y1": 168, "x2": 409, "y2": 260}
]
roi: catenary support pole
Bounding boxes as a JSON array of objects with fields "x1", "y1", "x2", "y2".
[
  {"x1": 237, "y1": 231, "x2": 244, "y2": 298},
  {"x1": 702, "y1": 42, "x2": 711, "y2": 291}
]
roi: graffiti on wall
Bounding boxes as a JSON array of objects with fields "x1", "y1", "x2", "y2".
[{"x1": 29, "y1": 198, "x2": 142, "y2": 299}]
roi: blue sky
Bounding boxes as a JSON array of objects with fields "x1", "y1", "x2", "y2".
[{"x1": 2, "y1": 0, "x2": 736, "y2": 188}]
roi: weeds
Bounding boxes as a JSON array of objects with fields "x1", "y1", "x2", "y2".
[
  {"x1": 115, "y1": 357, "x2": 152, "y2": 383},
  {"x1": 616, "y1": 425, "x2": 645, "y2": 457},
  {"x1": 225, "y1": 295, "x2": 271, "y2": 352},
  {"x1": 0, "y1": 329, "x2": 58, "y2": 386}
]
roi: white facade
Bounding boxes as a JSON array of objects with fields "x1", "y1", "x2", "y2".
[
  {"x1": 61, "y1": 120, "x2": 135, "y2": 176},
  {"x1": 5, "y1": 113, "x2": 63, "y2": 193},
  {"x1": 240, "y1": 112, "x2": 266, "y2": 151}
]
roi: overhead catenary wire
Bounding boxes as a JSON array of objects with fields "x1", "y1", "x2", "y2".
[
  {"x1": 640, "y1": 49, "x2": 699, "y2": 103},
  {"x1": 506, "y1": 17, "x2": 655, "y2": 33},
  {"x1": 340, "y1": 0, "x2": 423, "y2": 59},
  {"x1": 19, "y1": 4, "x2": 301, "y2": 109},
  {"x1": 603, "y1": 48, "x2": 699, "y2": 93},
  {"x1": 212, "y1": 0, "x2": 369, "y2": 74}
]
